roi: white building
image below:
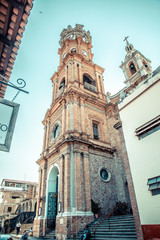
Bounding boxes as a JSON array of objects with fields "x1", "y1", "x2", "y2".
[{"x1": 114, "y1": 38, "x2": 160, "y2": 240}]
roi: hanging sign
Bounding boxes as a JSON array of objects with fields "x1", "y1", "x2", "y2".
[{"x1": 0, "y1": 98, "x2": 19, "y2": 152}]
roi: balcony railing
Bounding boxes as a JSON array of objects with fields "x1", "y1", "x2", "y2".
[
  {"x1": 56, "y1": 86, "x2": 64, "y2": 98},
  {"x1": 84, "y1": 82, "x2": 97, "y2": 92}
]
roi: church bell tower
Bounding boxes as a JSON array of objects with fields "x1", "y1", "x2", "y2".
[
  {"x1": 33, "y1": 25, "x2": 130, "y2": 240},
  {"x1": 120, "y1": 36, "x2": 152, "y2": 87}
]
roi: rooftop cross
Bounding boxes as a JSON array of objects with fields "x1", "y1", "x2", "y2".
[{"x1": 123, "y1": 36, "x2": 129, "y2": 44}]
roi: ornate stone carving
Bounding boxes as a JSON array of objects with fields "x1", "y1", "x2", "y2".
[{"x1": 59, "y1": 24, "x2": 92, "y2": 47}]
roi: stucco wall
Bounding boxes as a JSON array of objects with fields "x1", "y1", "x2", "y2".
[{"x1": 119, "y1": 76, "x2": 160, "y2": 225}]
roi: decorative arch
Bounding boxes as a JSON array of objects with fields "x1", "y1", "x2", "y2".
[{"x1": 45, "y1": 164, "x2": 60, "y2": 229}]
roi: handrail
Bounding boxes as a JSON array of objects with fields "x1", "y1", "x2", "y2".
[
  {"x1": 14, "y1": 205, "x2": 19, "y2": 214},
  {"x1": 22, "y1": 216, "x2": 33, "y2": 225},
  {"x1": 60, "y1": 203, "x2": 125, "y2": 240},
  {"x1": 91, "y1": 202, "x2": 125, "y2": 240}
]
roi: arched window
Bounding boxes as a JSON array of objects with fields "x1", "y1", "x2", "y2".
[
  {"x1": 59, "y1": 78, "x2": 65, "y2": 89},
  {"x1": 83, "y1": 74, "x2": 95, "y2": 86},
  {"x1": 54, "y1": 125, "x2": 59, "y2": 138},
  {"x1": 83, "y1": 74, "x2": 96, "y2": 92},
  {"x1": 93, "y1": 122, "x2": 99, "y2": 140},
  {"x1": 129, "y1": 62, "x2": 136, "y2": 75},
  {"x1": 143, "y1": 60, "x2": 148, "y2": 69},
  {"x1": 70, "y1": 48, "x2": 76, "y2": 53},
  {"x1": 51, "y1": 121, "x2": 61, "y2": 142}
]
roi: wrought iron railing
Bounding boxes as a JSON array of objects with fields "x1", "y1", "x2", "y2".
[
  {"x1": 91, "y1": 202, "x2": 125, "y2": 240},
  {"x1": 3, "y1": 211, "x2": 35, "y2": 234}
]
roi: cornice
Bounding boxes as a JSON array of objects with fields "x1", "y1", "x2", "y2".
[{"x1": 42, "y1": 135, "x2": 114, "y2": 160}]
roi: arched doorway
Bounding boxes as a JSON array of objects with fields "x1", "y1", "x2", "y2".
[{"x1": 46, "y1": 165, "x2": 59, "y2": 229}]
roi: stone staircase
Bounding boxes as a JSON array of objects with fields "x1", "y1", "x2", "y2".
[
  {"x1": 44, "y1": 230, "x2": 56, "y2": 239},
  {"x1": 11, "y1": 223, "x2": 33, "y2": 235},
  {"x1": 76, "y1": 214, "x2": 137, "y2": 240}
]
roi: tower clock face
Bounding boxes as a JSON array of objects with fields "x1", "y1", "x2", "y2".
[{"x1": 82, "y1": 50, "x2": 87, "y2": 56}]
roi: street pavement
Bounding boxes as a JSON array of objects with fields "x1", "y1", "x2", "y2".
[
  {"x1": 1, "y1": 233, "x2": 55, "y2": 240},
  {"x1": 2, "y1": 234, "x2": 47, "y2": 240}
]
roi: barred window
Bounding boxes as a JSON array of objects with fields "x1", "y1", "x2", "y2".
[
  {"x1": 93, "y1": 123, "x2": 99, "y2": 140},
  {"x1": 147, "y1": 176, "x2": 160, "y2": 196}
]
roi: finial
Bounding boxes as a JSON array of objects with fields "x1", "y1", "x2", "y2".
[{"x1": 123, "y1": 36, "x2": 129, "y2": 45}]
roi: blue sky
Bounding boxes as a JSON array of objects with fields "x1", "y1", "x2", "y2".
[{"x1": 0, "y1": 0, "x2": 160, "y2": 183}]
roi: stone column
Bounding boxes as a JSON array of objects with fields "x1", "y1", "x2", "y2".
[
  {"x1": 73, "y1": 97, "x2": 79, "y2": 135},
  {"x1": 42, "y1": 125, "x2": 47, "y2": 152},
  {"x1": 73, "y1": 62, "x2": 79, "y2": 87},
  {"x1": 58, "y1": 155, "x2": 64, "y2": 213},
  {"x1": 64, "y1": 152, "x2": 70, "y2": 212},
  {"x1": 45, "y1": 119, "x2": 50, "y2": 150},
  {"x1": 70, "y1": 143, "x2": 75, "y2": 212},
  {"x1": 80, "y1": 98, "x2": 86, "y2": 136},
  {"x1": 95, "y1": 72, "x2": 102, "y2": 99},
  {"x1": 55, "y1": 79, "x2": 59, "y2": 99},
  {"x1": 52, "y1": 82, "x2": 55, "y2": 102},
  {"x1": 61, "y1": 99, "x2": 66, "y2": 136},
  {"x1": 33, "y1": 163, "x2": 47, "y2": 238},
  {"x1": 65, "y1": 65, "x2": 68, "y2": 85},
  {"x1": 65, "y1": 101, "x2": 69, "y2": 133},
  {"x1": 74, "y1": 151, "x2": 83, "y2": 211},
  {"x1": 79, "y1": 64, "x2": 83, "y2": 89},
  {"x1": 100, "y1": 75, "x2": 106, "y2": 100},
  {"x1": 35, "y1": 168, "x2": 42, "y2": 218},
  {"x1": 68, "y1": 62, "x2": 72, "y2": 87},
  {"x1": 69, "y1": 95, "x2": 74, "y2": 132},
  {"x1": 83, "y1": 153, "x2": 92, "y2": 212},
  {"x1": 41, "y1": 165, "x2": 47, "y2": 217}
]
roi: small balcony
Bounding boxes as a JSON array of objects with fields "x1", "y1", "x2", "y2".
[
  {"x1": 84, "y1": 82, "x2": 97, "y2": 93},
  {"x1": 56, "y1": 86, "x2": 64, "y2": 98}
]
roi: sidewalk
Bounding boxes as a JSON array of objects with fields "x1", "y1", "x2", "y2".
[{"x1": 11, "y1": 234, "x2": 45, "y2": 240}]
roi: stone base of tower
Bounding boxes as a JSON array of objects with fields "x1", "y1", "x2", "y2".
[
  {"x1": 56, "y1": 213, "x2": 94, "y2": 240},
  {"x1": 33, "y1": 217, "x2": 48, "y2": 238}
]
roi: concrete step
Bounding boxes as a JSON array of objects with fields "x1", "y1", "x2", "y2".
[
  {"x1": 11, "y1": 223, "x2": 33, "y2": 235},
  {"x1": 76, "y1": 214, "x2": 137, "y2": 240},
  {"x1": 95, "y1": 229, "x2": 136, "y2": 232},
  {"x1": 44, "y1": 230, "x2": 56, "y2": 239},
  {"x1": 93, "y1": 233, "x2": 137, "y2": 236}
]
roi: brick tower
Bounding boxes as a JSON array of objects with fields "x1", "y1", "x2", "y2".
[{"x1": 33, "y1": 24, "x2": 130, "y2": 240}]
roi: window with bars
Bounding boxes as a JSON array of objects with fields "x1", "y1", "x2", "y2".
[
  {"x1": 93, "y1": 123, "x2": 99, "y2": 140},
  {"x1": 147, "y1": 176, "x2": 160, "y2": 196}
]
